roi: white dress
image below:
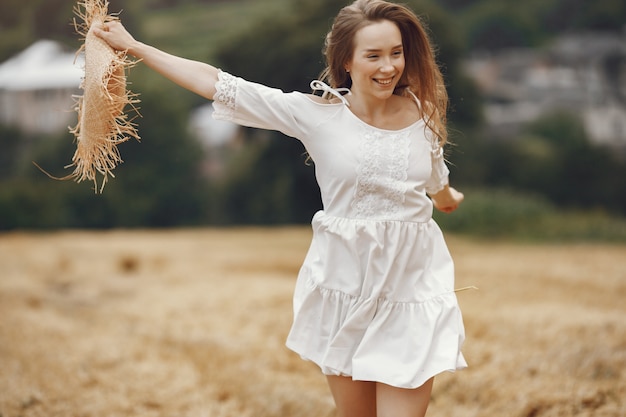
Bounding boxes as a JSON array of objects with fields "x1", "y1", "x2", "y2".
[{"x1": 213, "y1": 71, "x2": 467, "y2": 389}]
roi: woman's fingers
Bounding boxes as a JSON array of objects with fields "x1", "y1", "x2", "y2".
[{"x1": 92, "y1": 21, "x2": 133, "y2": 52}]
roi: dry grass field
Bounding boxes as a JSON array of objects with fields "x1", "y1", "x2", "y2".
[{"x1": 0, "y1": 228, "x2": 624, "y2": 417}]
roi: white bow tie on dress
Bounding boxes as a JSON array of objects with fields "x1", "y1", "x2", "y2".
[{"x1": 310, "y1": 80, "x2": 351, "y2": 107}]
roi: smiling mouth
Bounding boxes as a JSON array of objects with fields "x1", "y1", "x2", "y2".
[{"x1": 374, "y1": 77, "x2": 394, "y2": 86}]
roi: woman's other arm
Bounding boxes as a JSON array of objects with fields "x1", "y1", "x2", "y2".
[
  {"x1": 93, "y1": 21, "x2": 219, "y2": 100},
  {"x1": 429, "y1": 184, "x2": 464, "y2": 213}
]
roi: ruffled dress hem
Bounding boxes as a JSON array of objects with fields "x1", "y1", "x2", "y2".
[{"x1": 285, "y1": 280, "x2": 467, "y2": 389}]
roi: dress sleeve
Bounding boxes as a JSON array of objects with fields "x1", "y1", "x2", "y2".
[
  {"x1": 424, "y1": 135, "x2": 450, "y2": 195},
  {"x1": 212, "y1": 71, "x2": 311, "y2": 139}
]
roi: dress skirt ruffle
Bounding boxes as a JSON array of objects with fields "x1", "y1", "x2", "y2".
[{"x1": 286, "y1": 211, "x2": 467, "y2": 389}]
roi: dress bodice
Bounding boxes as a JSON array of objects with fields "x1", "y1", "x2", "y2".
[{"x1": 212, "y1": 72, "x2": 449, "y2": 222}]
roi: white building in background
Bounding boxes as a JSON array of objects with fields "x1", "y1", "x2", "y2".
[
  {"x1": 0, "y1": 40, "x2": 83, "y2": 135},
  {"x1": 188, "y1": 104, "x2": 242, "y2": 177},
  {"x1": 464, "y1": 32, "x2": 626, "y2": 147}
]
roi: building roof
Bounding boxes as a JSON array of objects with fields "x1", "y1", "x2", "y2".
[{"x1": 0, "y1": 39, "x2": 83, "y2": 91}]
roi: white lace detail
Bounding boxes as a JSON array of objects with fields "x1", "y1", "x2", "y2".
[
  {"x1": 351, "y1": 127, "x2": 411, "y2": 219},
  {"x1": 213, "y1": 71, "x2": 237, "y2": 118}
]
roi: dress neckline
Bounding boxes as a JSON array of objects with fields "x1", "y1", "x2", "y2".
[
  {"x1": 345, "y1": 107, "x2": 426, "y2": 133},
  {"x1": 309, "y1": 79, "x2": 425, "y2": 133}
]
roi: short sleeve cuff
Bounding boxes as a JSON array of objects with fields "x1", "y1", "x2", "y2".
[{"x1": 212, "y1": 70, "x2": 238, "y2": 121}]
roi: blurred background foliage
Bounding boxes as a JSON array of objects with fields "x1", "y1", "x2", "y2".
[{"x1": 1, "y1": 0, "x2": 625, "y2": 240}]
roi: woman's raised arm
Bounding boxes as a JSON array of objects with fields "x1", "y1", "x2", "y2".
[{"x1": 93, "y1": 21, "x2": 220, "y2": 100}]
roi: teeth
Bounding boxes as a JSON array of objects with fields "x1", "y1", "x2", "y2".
[{"x1": 376, "y1": 78, "x2": 393, "y2": 85}]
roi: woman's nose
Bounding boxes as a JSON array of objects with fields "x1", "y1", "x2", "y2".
[{"x1": 380, "y1": 59, "x2": 394, "y2": 73}]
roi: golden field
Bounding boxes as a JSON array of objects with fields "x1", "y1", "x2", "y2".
[{"x1": 0, "y1": 228, "x2": 624, "y2": 417}]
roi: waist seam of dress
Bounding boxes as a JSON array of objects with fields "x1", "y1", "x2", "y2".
[
  {"x1": 315, "y1": 210, "x2": 432, "y2": 227},
  {"x1": 306, "y1": 276, "x2": 456, "y2": 307}
]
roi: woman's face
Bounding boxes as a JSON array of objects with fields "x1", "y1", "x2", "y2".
[{"x1": 345, "y1": 19, "x2": 405, "y2": 101}]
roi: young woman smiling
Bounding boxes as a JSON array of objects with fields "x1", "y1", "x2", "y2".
[{"x1": 95, "y1": 1, "x2": 467, "y2": 416}]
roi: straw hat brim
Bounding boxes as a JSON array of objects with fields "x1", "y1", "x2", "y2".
[{"x1": 69, "y1": 0, "x2": 140, "y2": 193}]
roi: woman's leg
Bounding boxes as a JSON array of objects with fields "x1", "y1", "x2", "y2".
[
  {"x1": 376, "y1": 377, "x2": 434, "y2": 417},
  {"x1": 326, "y1": 375, "x2": 377, "y2": 417}
]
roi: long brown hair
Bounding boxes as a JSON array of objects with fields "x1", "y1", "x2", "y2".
[{"x1": 320, "y1": 0, "x2": 448, "y2": 146}]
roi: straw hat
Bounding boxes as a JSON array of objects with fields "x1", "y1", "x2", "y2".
[{"x1": 69, "y1": 0, "x2": 140, "y2": 192}]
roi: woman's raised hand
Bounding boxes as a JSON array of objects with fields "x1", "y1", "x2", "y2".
[{"x1": 92, "y1": 21, "x2": 139, "y2": 55}]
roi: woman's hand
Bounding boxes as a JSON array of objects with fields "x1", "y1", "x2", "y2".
[
  {"x1": 430, "y1": 185, "x2": 464, "y2": 213},
  {"x1": 92, "y1": 21, "x2": 140, "y2": 55}
]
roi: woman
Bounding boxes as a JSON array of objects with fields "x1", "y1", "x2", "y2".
[{"x1": 95, "y1": 1, "x2": 467, "y2": 416}]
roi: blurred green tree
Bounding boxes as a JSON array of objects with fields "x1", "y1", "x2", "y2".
[
  {"x1": 33, "y1": 0, "x2": 76, "y2": 41},
  {"x1": 0, "y1": 125, "x2": 23, "y2": 179},
  {"x1": 436, "y1": 0, "x2": 475, "y2": 12},
  {"x1": 463, "y1": 1, "x2": 546, "y2": 50},
  {"x1": 542, "y1": 0, "x2": 626, "y2": 33},
  {"x1": 101, "y1": 82, "x2": 212, "y2": 227},
  {"x1": 518, "y1": 112, "x2": 625, "y2": 213},
  {"x1": 453, "y1": 111, "x2": 626, "y2": 215},
  {"x1": 0, "y1": 77, "x2": 211, "y2": 229}
]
